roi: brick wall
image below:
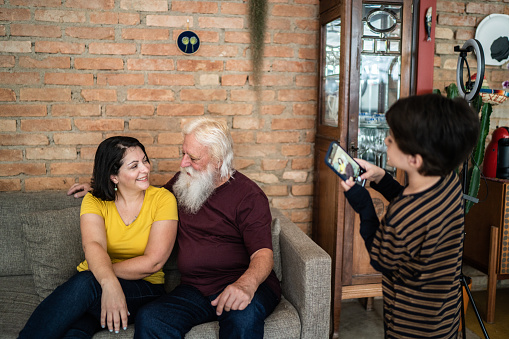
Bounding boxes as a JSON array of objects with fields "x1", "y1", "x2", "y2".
[
  {"x1": 434, "y1": 0, "x2": 509, "y2": 141},
  {"x1": 0, "y1": 0, "x2": 320, "y2": 233}
]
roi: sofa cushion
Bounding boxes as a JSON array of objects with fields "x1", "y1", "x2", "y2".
[
  {"x1": 22, "y1": 206, "x2": 85, "y2": 301},
  {"x1": 271, "y1": 218, "x2": 282, "y2": 281}
]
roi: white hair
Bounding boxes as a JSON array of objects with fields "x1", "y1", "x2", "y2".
[{"x1": 182, "y1": 118, "x2": 234, "y2": 180}]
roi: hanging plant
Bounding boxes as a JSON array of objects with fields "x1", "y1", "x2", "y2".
[{"x1": 248, "y1": 0, "x2": 268, "y2": 111}]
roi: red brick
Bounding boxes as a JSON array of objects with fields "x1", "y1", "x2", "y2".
[
  {"x1": 271, "y1": 197, "x2": 310, "y2": 209},
  {"x1": 0, "y1": 55, "x2": 15, "y2": 67},
  {"x1": 222, "y1": 74, "x2": 248, "y2": 86},
  {"x1": 278, "y1": 89, "x2": 317, "y2": 102},
  {"x1": 104, "y1": 132, "x2": 154, "y2": 145},
  {"x1": 148, "y1": 74, "x2": 194, "y2": 86},
  {"x1": 90, "y1": 12, "x2": 119, "y2": 24},
  {"x1": 273, "y1": 32, "x2": 316, "y2": 45},
  {"x1": 234, "y1": 158, "x2": 255, "y2": 169},
  {"x1": 144, "y1": 146, "x2": 179, "y2": 159},
  {"x1": 0, "y1": 179, "x2": 21, "y2": 191},
  {"x1": 264, "y1": 46, "x2": 294, "y2": 58},
  {"x1": 11, "y1": 0, "x2": 61, "y2": 7},
  {"x1": 0, "y1": 26, "x2": 5, "y2": 36},
  {"x1": 261, "y1": 159, "x2": 288, "y2": 171},
  {"x1": 171, "y1": 1, "x2": 218, "y2": 13},
  {"x1": 44, "y1": 73, "x2": 94, "y2": 86},
  {"x1": 0, "y1": 149, "x2": 22, "y2": 161},
  {"x1": 0, "y1": 163, "x2": 46, "y2": 176},
  {"x1": 0, "y1": 41, "x2": 31, "y2": 53},
  {"x1": 25, "y1": 177, "x2": 75, "y2": 191},
  {"x1": 19, "y1": 56, "x2": 70, "y2": 69},
  {"x1": 127, "y1": 58, "x2": 174, "y2": 71},
  {"x1": 230, "y1": 90, "x2": 275, "y2": 102},
  {"x1": 437, "y1": 14, "x2": 477, "y2": 27},
  {"x1": 119, "y1": 0, "x2": 168, "y2": 12},
  {"x1": 141, "y1": 43, "x2": 180, "y2": 56},
  {"x1": 262, "y1": 185, "x2": 288, "y2": 196},
  {"x1": 296, "y1": 75, "x2": 317, "y2": 87},
  {"x1": 65, "y1": 27, "x2": 115, "y2": 40},
  {"x1": 293, "y1": 103, "x2": 317, "y2": 116},
  {"x1": 272, "y1": 118, "x2": 315, "y2": 130},
  {"x1": 26, "y1": 147, "x2": 76, "y2": 160},
  {"x1": 119, "y1": 13, "x2": 140, "y2": 25},
  {"x1": 199, "y1": 17, "x2": 244, "y2": 29},
  {"x1": 89, "y1": 42, "x2": 136, "y2": 55},
  {"x1": 20, "y1": 88, "x2": 71, "y2": 102},
  {"x1": 157, "y1": 103, "x2": 204, "y2": 116},
  {"x1": 158, "y1": 132, "x2": 184, "y2": 145},
  {"x1": 0, "y1": 104, "x2": 46, "y2": 117},
  {"x1": 35, "y1": 9, "x2": 86, "y2": 23},
  {"x1": 232, "y1": 117, "x2": 264, "y2": 130},
  {"x1": 97, "y1": 74, "x2": 144, "y2": 86},
  {"x1": 231, "y1": 131, "x2": 255, "y2": 143},
  {"x1": 466, "y1": 2, "x2": 504, "y2": 15},
  {"x1": 177, "y1": 60, "x2": 223, "y2": 72},
  {"x1": 74, "y1": 118, "x2": 124, "y2": 131},
  {"x1": 21, "y1": 118, "x2": 71, "y2": 131},
  {"x1": 262, "y1": 105, "x2": 285, "y2": 115},
  {"x1": 146, "y1": 15, "x2": 192, "y2": 27},
  {"x1": 281, "y1": 144, "x2": 311, "y2": 156},
  {"x1": 272, "y1": 60, "x2": 316, "y2": 72},
  {"x1": 282, "y1": 171, "x2": 308, "y2": 182},
  {"x1": 180, "y1": 89, "x2": 227, "y2": 101},
  {"x1": 0, "y1": 88, "x2": 15, "y2": 101},
  {"x1": 267, "y1": 17, "x2": 291, "y2": 30},
  {"x1": 35, "y1": 41, "x2": 85, "y2": 54},
  {"x1": 224, "y1": 31, "x2": 250, "y2": 44},
  {"x1": 11, "y1": 24, "x2": 61, "y2": 38},
  {"x1": 75, "y1": 58, "x2": 124, "y2": 70},
  {"x1": 52, "y1": 104, "x2": 101, "y2": 117},
  {"x1": 50, "y1": 162, "x2": 93, "y2": 175},
  {"x1": 0, "y1": 72, "x2": 39, "y2": 85},
  {"x1": 234, "y1": 144, "x2": 277, "y2": 157},
  {"x1": 106, "y1": 104, "x2": 154, "y2": 116},
  {"x1": 64, "y1": 0, "x2": 115, "y2": 10},
  {"x1": 81, "y1": 89, "x2": 117, "y2": 102},
  {"x1": 291, "y1": 158, "x2": 313, "y2": 170},
  {"x1": 0, "y1": 8, "x2": 31, "y2": 21},
  {"x1": 296, "y1": 19, "x2": 319, "y2": 31},
  {"x1": 127, "y1": 89, "x2": 175, "y2": 101},
  {"x1": 220, "y1": 2, "x2": 247, "y2": 15},
  {"x1": 225, "y1": 60, "x2": 252, "y2": 72},
  {"x1": 272, "y1": 4, "x2": 316, "y2": 18},
  {"x1": 53, "y1": 132, "x2": 104, "y2": 145},
  {"x1": 208, "y1": 104, "x2": 253, "y2": 116},
  {"x1": 256, "y1": 131, "x2": 300, "y2": 143},
  {"x1": 437, "y1": 1, "x2": 465, "y2": 14},
  {"x1": 129, "y1": 117, "x2": 179, "y2": 131},
  {"x1": 0, "y1": 120, "x2": 15, "y2": 131},
  {"x1": 250, "y1": 74, "x2": 293, "y2": 87},
  {"x1": 122, "y1": 28, "x2": 169, "y2": 40},
  {"x1": 196, "y1": 45, "x2": 238, "y2": 58},
  {"x1": 299, "y1": 47, "x2": 319, "y2": 60}
]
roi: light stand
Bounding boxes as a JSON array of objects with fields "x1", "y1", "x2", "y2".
[{"x1": 455, "y1": 39, "x2": 490, "y2": 339}]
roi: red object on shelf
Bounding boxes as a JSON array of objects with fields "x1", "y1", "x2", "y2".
[{"x1": 483, "y1": 127, "x2": 509, "y2": 178}]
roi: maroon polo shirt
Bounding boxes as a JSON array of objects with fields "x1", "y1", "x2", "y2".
[{"x1": 164, "y1": 171, "x2": 281, "y2": 298}]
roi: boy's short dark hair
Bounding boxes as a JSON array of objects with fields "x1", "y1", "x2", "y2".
[
  {"x1": 91, "y1": 136, "x2": 149, "y2": 201},
  {"x1": 385, "y1": 93, "x2": 480, "y2": 176}
]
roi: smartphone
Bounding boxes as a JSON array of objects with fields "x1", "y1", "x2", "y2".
[{"x1": 325, "y1": 141, "x2": 366, "y2": 187}]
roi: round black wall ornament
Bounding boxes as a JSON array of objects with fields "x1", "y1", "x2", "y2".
[{"x1": 177, "y1": 31, "x2": 200, "y2": 55}]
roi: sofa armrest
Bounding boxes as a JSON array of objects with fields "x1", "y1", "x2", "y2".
[{"x1": 270, "y1": 208, "x2": 331, "y2": 339}]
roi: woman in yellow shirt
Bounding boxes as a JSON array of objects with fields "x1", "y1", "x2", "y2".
[{"x1": 19, "y1": 136, "x2": 178, "y2": 338}]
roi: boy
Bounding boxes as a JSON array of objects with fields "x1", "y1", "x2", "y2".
[{"x1": 342, "y1": 94, "x2": 479, "y2": 338}]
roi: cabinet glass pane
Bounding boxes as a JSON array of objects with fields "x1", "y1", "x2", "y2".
[
  {"x1": 321, "y1": 18, "x2": 341, "y2": 127},
  {"x1": 358, "y1": 3, "x2": 403, "y2": 175}
]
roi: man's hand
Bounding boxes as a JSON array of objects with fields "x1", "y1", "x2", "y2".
[
  {"x1": 211, "y1": 280, "x2": 255, "y2": 316},
  {"x1": 67, "y1": 183, "x2": 92, "y2": 198}
]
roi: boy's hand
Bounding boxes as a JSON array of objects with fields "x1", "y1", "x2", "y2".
[
  {"x1": 340, "y1": 177, "x2": 356, "y2": 192},
  {"x1": 355, "y1": 158, "x2": 385, "y2": 184}
]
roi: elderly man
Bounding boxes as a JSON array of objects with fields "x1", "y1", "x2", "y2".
[{"x1": 68, "y1": 118, "x2": 281, "y2": 339}]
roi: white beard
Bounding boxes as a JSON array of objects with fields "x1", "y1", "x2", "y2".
[{"x1": 173, "y1": 165, "x2": 217, "y2": 214}]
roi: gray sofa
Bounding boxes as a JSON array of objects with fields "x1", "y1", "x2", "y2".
[{"x1": 0, "y1": 191, "x2": 331, "y2": 339}]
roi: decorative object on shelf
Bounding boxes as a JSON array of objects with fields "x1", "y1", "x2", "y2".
[
  {"x1": 425, "y1": 7, "x2": 432, "y2": 41},
  {"x1": 177, "y1": 22, "x2": 200, "y2": 55},
  {"x1": 475, "y1": 14, "x2": 509, "y2": 66}
]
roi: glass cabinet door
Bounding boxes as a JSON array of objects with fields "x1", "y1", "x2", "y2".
[
  {"x1": 321, "y1": 18, "x2": 341, "y2": 127},
  {"x1": 357, "y1": 3, "x2": 403, "y2": 175}
]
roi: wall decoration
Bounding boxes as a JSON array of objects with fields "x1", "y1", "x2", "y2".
[{"x1": 177, "y1": 30, "x2": 200, "y2": 55}]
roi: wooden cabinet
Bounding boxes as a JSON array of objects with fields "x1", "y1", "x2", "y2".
[
  {"x1": 313, "y1": 0, "x2": 415, "y2": 336},
  {"x1": 464, "y1": 178, "x2": 509, "y2": 323}
]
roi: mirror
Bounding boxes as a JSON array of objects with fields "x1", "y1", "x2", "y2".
[{"x1": 367, "y1": 9, "x2": 397, "y2": 33}]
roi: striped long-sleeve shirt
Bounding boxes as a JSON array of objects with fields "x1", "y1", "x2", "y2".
[{"x1": 345, "y1": 172, "x2": 463, "y2": 338}]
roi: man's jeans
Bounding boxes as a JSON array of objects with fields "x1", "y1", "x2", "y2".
[
  {"x1": 18, "y1": 271, "x2": 165, "y2": 339},
  {"x1": 134, "y1": 282, "x2": 280, "y2": 339}
]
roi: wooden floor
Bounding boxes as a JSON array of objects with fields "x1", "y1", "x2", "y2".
[{"x1": 465, "y1": 288, "x2": 509, "y2": 339}]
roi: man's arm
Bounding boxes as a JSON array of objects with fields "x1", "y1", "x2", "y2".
[
  {"x1": 67, "y1": 182, "x2": 92, "y2": 198},
  {"x1": 211, "y1": 248, "x2": 273, "y2": 316}
]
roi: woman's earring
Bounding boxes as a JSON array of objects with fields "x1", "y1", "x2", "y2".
[{"x1": 114, "y1": 184, "x2": 118, "y2": 191}]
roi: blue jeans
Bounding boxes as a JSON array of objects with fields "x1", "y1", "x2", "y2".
[
  {"x1": 134, "y1": 282, "x2": 280, "y2": 339},
  {"x1": 18, "y1": 271, "x2": 165, "y2": 339}
]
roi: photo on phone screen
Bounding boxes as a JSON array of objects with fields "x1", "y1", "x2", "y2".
[{"x1": 325, "y1": 141, "x2": 366, "y2": 186}]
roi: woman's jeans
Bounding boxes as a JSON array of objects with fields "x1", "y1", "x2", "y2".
[
  {"x1": 18, "y1": 271, "x2": 165, "y2": 339},
  {"x1": 134, "y1": 282, "x2": 280, "y2": 339}
]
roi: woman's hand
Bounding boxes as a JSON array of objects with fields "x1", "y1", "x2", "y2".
[
  {"x1": 100, "y1": 279, "x2": 129, "y2": 333},
  {"x1": 355, "y1": 159, "x2": 385, "y2": 184}
]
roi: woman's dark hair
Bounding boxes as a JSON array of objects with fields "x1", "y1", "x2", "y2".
[
  {"x1": 385, "y1": 93, "x2": 479, "y2": 176},
  {"x1": 91, "y1": 136, "x2": 149, "y2": 201}
]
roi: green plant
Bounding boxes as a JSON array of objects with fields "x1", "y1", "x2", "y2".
[{"x1": 441, "y1": 83, "x2": 492, "y2": 214}]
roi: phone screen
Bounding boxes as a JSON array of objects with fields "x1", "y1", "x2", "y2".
[{"x1": 325, "y1": 141, "x2": 365, "y2": 185}]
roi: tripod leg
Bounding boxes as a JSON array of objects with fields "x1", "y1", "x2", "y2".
[{"x1": 462, "y1": 275, "x2": 490, "y2": 339}]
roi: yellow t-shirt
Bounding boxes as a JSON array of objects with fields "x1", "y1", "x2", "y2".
[{"x1": 77, "y1": 186, "x2": 178, "y2": 285}]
